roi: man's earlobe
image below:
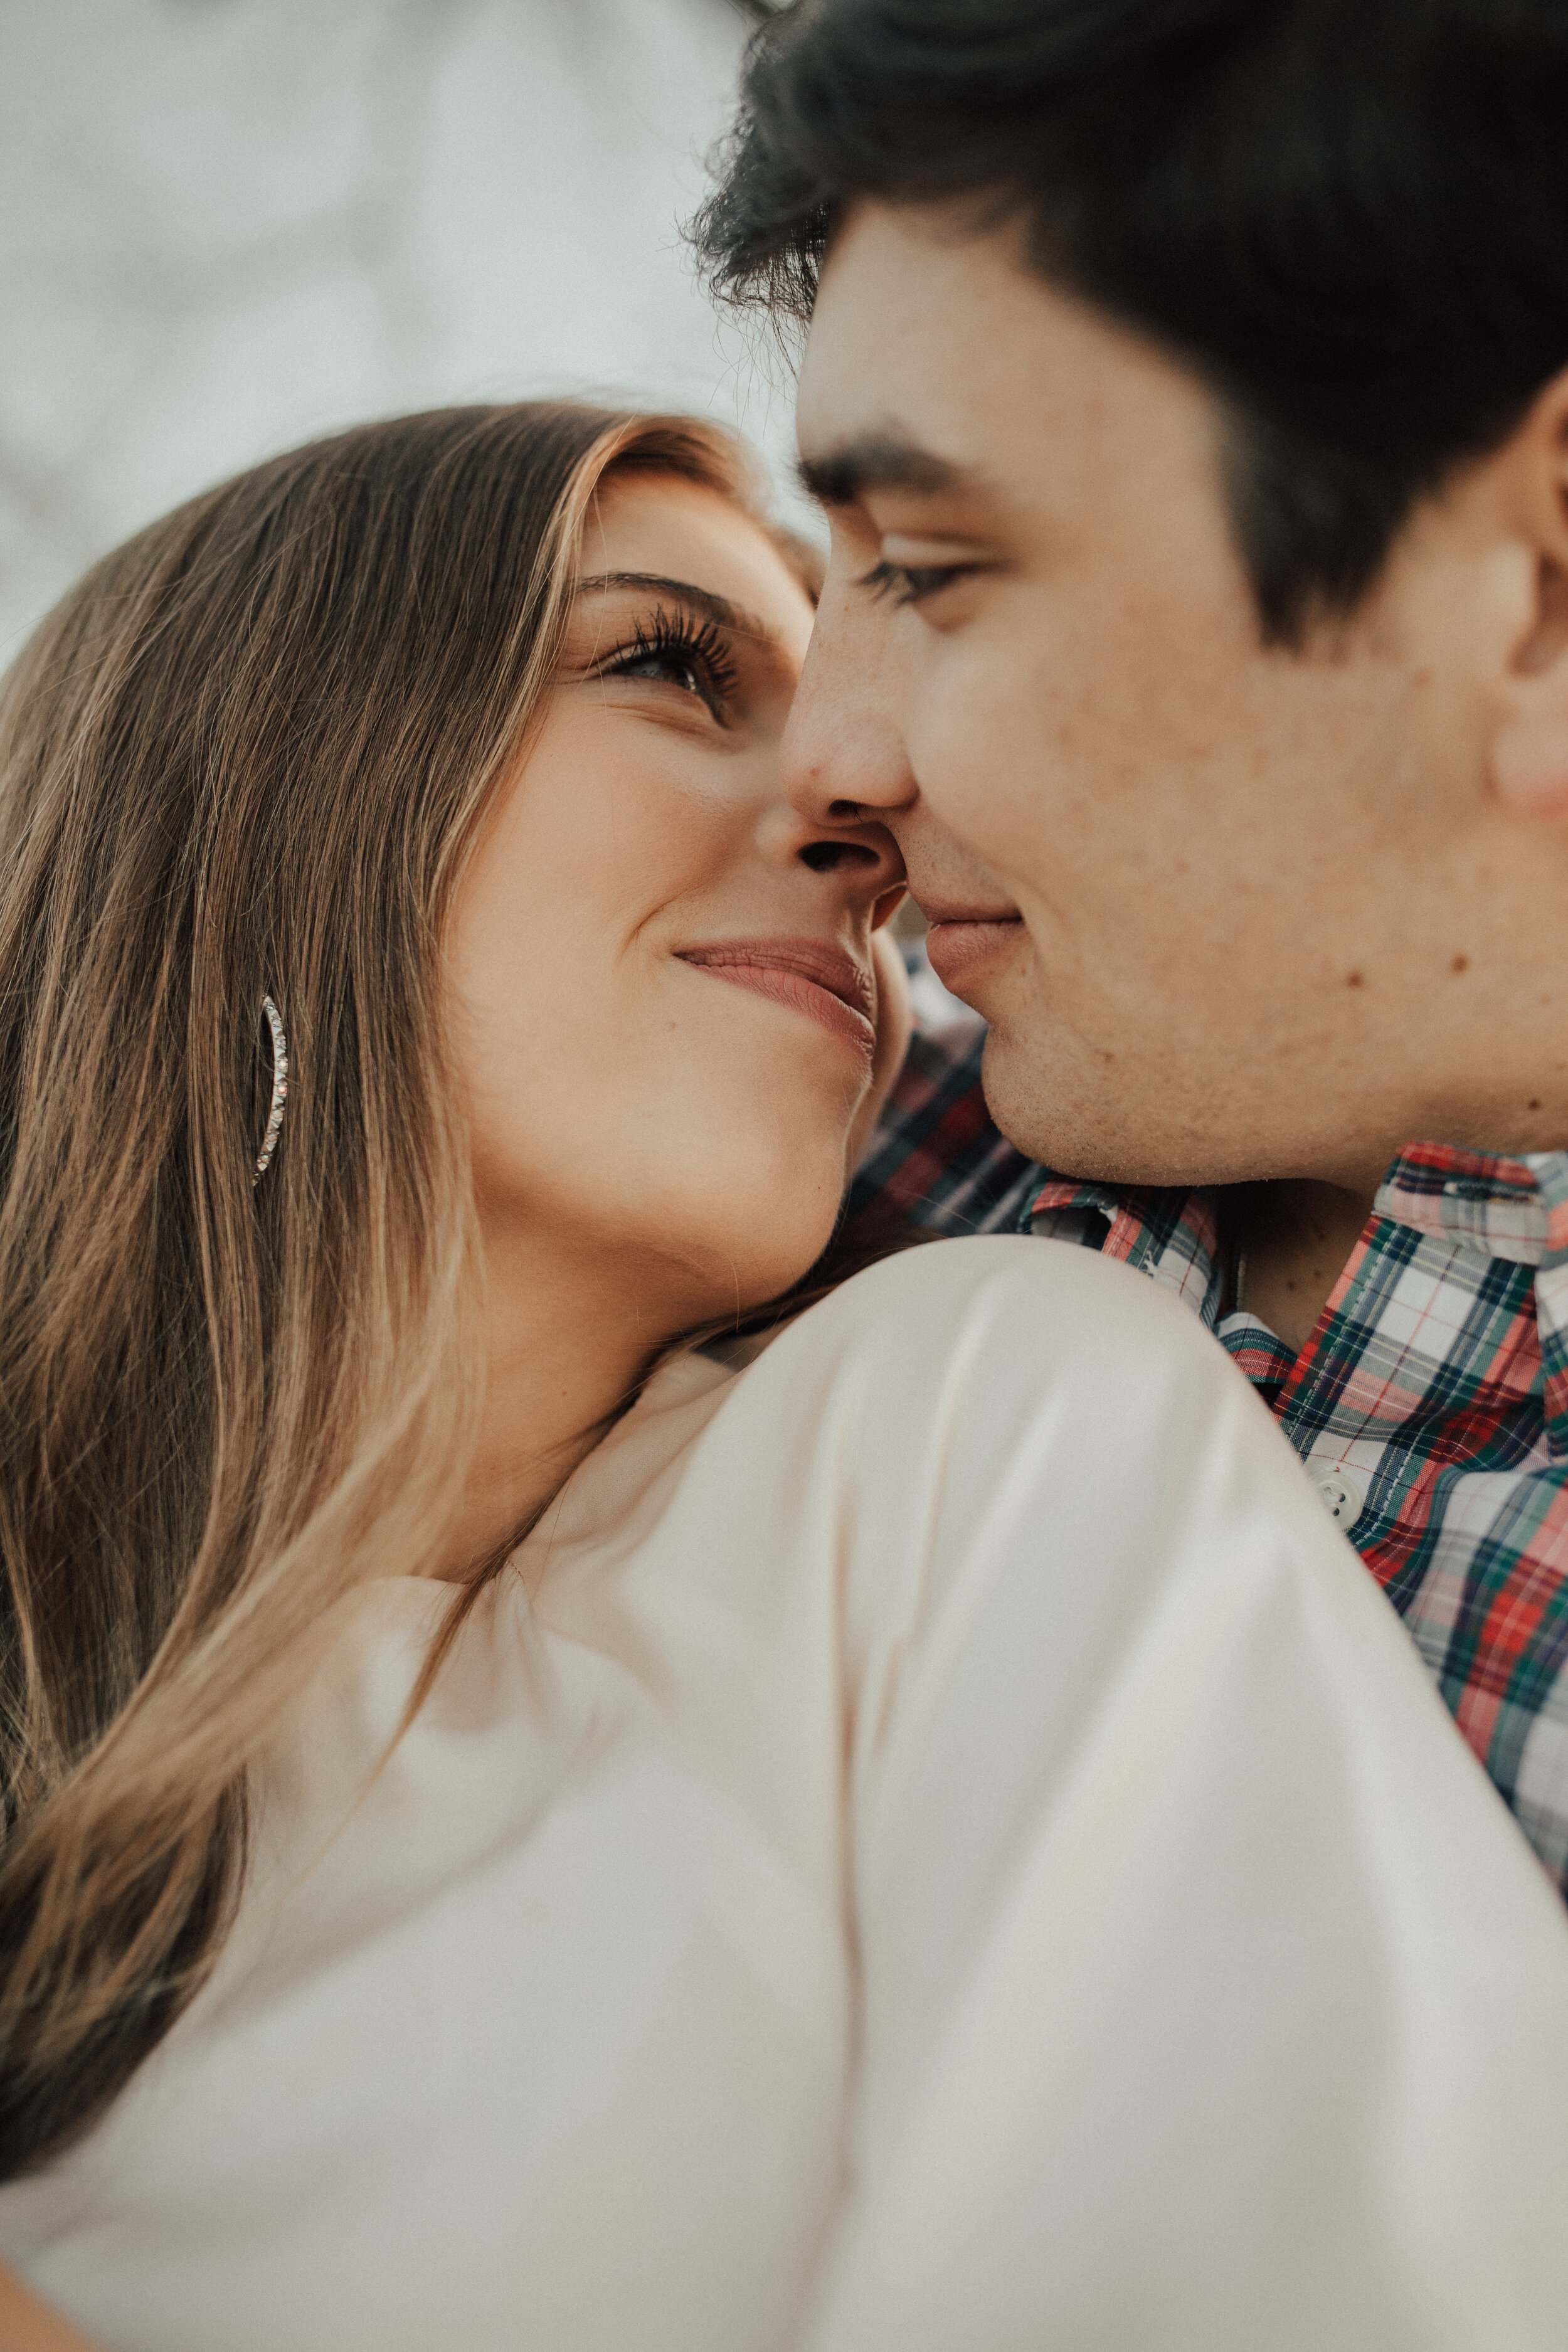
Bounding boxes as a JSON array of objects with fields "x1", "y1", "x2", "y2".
[
  {"x1": 1488, "y1": 414, "x2": 1568, "y2": 812},
  {"x1": 1512, "y1": 551, "x2": 1568, "y2": 678},
  {"x1": 1489, "y1": 719, "x2": 1568, "y2": 817}
]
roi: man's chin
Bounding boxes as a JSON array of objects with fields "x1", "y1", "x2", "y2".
[
  {"x1": 977, "y1": 1029, "x2": 1073, "y2": 1170},
  {"x1": 979, "y1": 1044, "x2": 1243, "y2": 1188},
  {"x1": 978, "y1": 1029, "x2": 1179, "y2": 1185}
]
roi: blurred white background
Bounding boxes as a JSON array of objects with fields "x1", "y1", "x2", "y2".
[{"x1": 0, "y1": 0, "x2": 794, "y2": 662}]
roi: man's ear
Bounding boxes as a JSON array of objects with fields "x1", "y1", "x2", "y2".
[{"x1": 1488, "y1": 364, "x2": 1568, "y2": 818}]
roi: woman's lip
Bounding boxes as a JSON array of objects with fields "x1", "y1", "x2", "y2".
[
  {"x1": 923, "y1": 914, "x2": 1025, "y2": 995},
  {"x1": 676, "y1": 938, "x2": 877, "y2": 1057}
]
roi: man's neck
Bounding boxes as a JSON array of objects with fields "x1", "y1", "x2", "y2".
[{"x1": 1231, "y1": 1177, "x2": 1381, "y2": 1354}]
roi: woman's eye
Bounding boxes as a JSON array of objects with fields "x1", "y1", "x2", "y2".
[
  {"x1": 598, "y1": 612, "x2": 738, "y2": 721},
  {"x1": 859, "y1": 559, "x2": 975, "y2": 609},
  {"x1": 617, "y1": 650, "x2": 704, "y2": 696}
]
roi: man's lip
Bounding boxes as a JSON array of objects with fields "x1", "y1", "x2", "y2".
[
  {"x1": 921, "y1": 909, "x2": 1025, "y2": 997},
  {"x1": 914, "y1": 898, "x2": 1022, "y2": 926},
  {"x1": 676, "y1": 936, "x2": 877, "y2": 1055}
]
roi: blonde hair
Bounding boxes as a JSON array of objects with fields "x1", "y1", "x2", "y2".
[{"x1": 0, "y1": 401, "x2": 769, "y2": 2176}]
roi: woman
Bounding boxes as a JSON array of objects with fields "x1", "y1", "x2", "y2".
[{"x1": 2, "y1": 401, "x2": 1567, "y2": 2352}]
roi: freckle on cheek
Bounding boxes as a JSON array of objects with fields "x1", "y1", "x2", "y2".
[
  {"x1": 1529, "y1": 1098, "x2": 1543, "y2": 1111},
  {"x1": 1345, "y1": 970, "x2": 1364, "y2": 988},
  {"x1": 1451, "y1": 953, "x2": 1469, "y2": 974}
]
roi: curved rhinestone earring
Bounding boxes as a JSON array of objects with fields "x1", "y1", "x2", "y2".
[{"x1": 253, "y1": 995, "x2": 289, "y2": 1184}]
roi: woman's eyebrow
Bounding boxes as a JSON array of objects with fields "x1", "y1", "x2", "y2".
[{"x1": 574, "y1": 571, "x2": 773, "y2": 643}]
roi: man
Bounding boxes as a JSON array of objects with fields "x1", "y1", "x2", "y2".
[{"x1": 697, "y1": 0, "x2": 1568, "y2": 1892}]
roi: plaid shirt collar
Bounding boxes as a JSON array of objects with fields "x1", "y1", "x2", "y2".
[{"x1": 1028, "y1": 1142, "x2": 1568, "y2": 1447}]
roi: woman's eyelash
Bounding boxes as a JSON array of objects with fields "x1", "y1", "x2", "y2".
[
  {"x1": 859, "y1": 558, "x2": 976, "y2": 608},
  {"x1": 598, "y1": 607, "x2": 739, "y2": 717}
]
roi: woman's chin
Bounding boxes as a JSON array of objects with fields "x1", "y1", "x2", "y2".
[
  {"x1": 656, "y1": 1189, "x2": 844, "y2": 1324},
  {"x1": 542, "y1": 1106, "x2": 857, "y2": 1325},
  {"x1": 694, "y1": 1227, "x2": 841, "y2": 1322}
]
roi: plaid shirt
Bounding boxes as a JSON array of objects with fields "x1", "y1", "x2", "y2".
[{"x1": 846, "y1": 957, "x2": 1568, "y2": 1893}]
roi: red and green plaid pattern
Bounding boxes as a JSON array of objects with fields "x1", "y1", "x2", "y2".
[
  {"x1": 847, "y1": 971, "x2": 1568, "y2": 1892},
  {"x1": 844, "y1": 968, "x2": 1044, "y2": 1242}
]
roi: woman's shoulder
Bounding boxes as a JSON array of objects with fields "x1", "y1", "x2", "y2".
[
  {"x1": 638, "y1": 1232, "x2": 1279, "y2": 1648},
  {"x1": 551, "y1": 1233, "x2": 1217, "y2": 1569},
  {"x1": 753, "y1": 1231, "x2": 1236, "y2": 1419}
]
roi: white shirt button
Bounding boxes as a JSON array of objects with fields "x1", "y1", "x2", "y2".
[{"x1": 1313, "y1": 1466, "x2": 1369, "y2": 1528}]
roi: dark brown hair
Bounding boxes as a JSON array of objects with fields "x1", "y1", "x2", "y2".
[{"x1": 696, "y1": 0, "x2": 1568, "y2": 642}]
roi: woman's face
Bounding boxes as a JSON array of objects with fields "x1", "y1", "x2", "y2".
[{"x1": 447, "y1": 469, "x2": 905, "y2": 1322}]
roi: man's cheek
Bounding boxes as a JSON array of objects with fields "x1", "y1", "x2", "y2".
[{"x1": 908, "y1": 672, "x2": 1046, "y2": 869}]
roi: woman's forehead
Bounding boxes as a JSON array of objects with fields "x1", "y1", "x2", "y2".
[{"x1": 579, "y1": 472, "x2": 815, "y2": 658}]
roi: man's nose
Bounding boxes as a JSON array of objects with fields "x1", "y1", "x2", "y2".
[{"x1": 782, "y1": 566, "x2": 919, "y2": 830}]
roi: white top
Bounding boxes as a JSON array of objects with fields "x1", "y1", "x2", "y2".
[{"x1": 7, "y1": 1237, "x2": 1568, "y2": 2352}]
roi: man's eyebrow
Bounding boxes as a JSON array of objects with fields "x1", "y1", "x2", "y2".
[
  {"x1": 795, "y1": 433, "x2": 971, "y2": 508},
  {"x1": 573, "y1": 571, "x2": 772, "y2": 642}
]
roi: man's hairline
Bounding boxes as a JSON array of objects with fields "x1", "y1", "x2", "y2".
[
  {"x1": 789, "y1": 216, "x2": 1415, "y2": 652},
  {"x1": 792, "y1": 196, "x2": 1241, "y2": 507}
]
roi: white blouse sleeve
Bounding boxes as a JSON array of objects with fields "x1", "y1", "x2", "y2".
[{"x1": 726, "y1": 1238, "x2": 1568, "y2": 2352}]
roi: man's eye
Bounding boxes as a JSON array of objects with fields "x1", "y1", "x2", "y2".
[{"x1": 859, "y1": 559, "x2": 975, "y2": 608}]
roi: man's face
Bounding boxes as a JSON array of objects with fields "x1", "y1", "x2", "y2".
[{"x1": 788, "y1": 201, "x2": 1545, "y2": 1191}]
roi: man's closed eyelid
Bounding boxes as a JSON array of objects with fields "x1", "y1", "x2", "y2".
[
  {"x1": 879, "y1": 533, "x2": 992, "y2": 565},
  {"x1": 857, "y1": 558, "x2": 981, "y2": 609}
]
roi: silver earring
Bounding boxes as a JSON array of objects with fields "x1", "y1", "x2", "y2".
[{"x1": 253, "y1": 995, "x2": 289, "y2": 1184}]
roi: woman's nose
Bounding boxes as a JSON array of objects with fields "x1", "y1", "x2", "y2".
[{"x1": 796, "y1": 817, "x2": 905, "y2": 898}]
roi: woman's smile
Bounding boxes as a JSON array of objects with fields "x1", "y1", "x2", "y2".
[
  {"x1": 447, "y1": 465, "x2": 904, "y2": 1324},
  {"x1": 676, "y1": 935, "x2": 877, "y2": 1058}
]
